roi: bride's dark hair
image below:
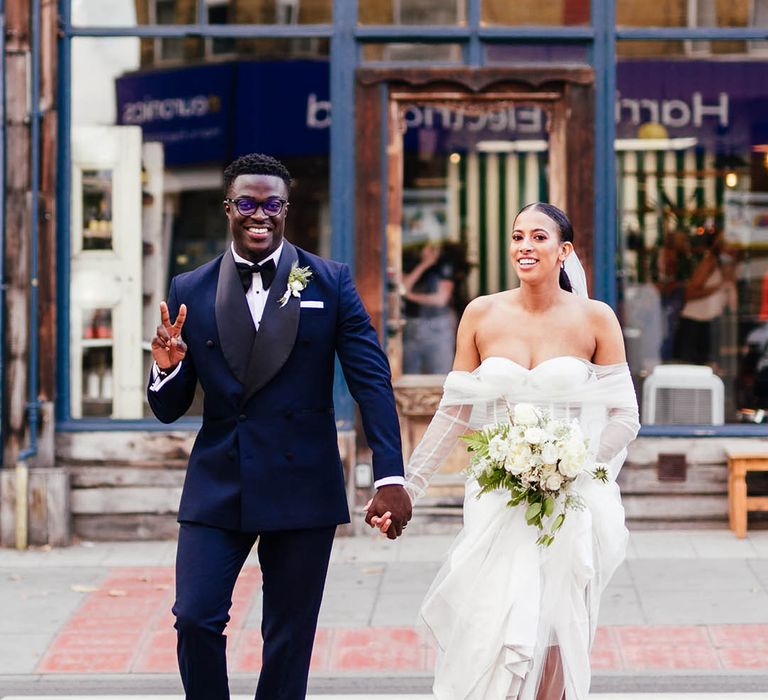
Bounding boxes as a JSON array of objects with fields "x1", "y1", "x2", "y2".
[{"x1": 514, "y1": 202, "x2": 574, "y2": 293}]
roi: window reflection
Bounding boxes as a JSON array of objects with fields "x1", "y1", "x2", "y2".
[
  {"x1": 362, "y1": 43, "x2": 463, "y2": 63},
  {"x1": 400, "y1": 103, "x2": 551, "y2": 375},
  {"x1": 73, "y1": 37, "x2": 331, "y2": 416},
  {"x1": 617, "y1": 0, "x2": 768, "y2": 28},
  {"x1": 359, "y1": 0, "x2": 466, "y2": 25},
  {"x1": 73, "y1": 0, "x2": 333, "y2": 26},
  {"x1": 617, "y1": 42, "x2": 768, "y2": 423},
  {"x1": 482, "y1": 0, "x2": 590, "y2": 26}
]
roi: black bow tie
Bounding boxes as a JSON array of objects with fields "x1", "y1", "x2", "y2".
[{"x1": 235, "y1": 259, "x2": 277, "y2": 292}]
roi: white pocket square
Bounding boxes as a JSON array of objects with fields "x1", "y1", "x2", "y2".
[{"x1": 300, "y1": 300, "x2": 324, "y2": 309}]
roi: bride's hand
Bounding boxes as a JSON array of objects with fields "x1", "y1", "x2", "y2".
[{"x1": 364, "y1": 499, "x2": 392, "y2": 536}]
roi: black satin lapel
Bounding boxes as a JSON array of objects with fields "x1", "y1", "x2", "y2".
[
  {"x1": 215, "y1": 250, "x2": 256, "y2": 385},
  {"x1": 243, "y1": 242, "x2": 301, "y2": 402}
]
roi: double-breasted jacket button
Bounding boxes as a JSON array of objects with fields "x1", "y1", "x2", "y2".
[
  {"x1": 226, "y1": 450, "x2": 235, "y2": 460},
  {"x1": 238, "y1": 414, "x2": 247, "y2": 422},
  {"x1": 206, "y1": 340, "x2": 215, "y2": 348}
]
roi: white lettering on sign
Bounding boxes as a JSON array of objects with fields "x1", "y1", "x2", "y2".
[
  {"x1": 122, "y1": 95, "x2": 214, "y2": 125},
  {"x1": 304, "y1": 92, "x2": 729, "y2": 134},
  {"x1": 307, "y1": 93, "x2": 332, "y2": 128},
  {"x1": 615, "y1": 91, "x2": 729, "y2": 129},
  {"x1": 306, "y1": 97, "x2": 546, "y2": 134},
  {"x1": 661, "y1": 99, "x2": 692, "y2": 128},
  {"x1": 692, "y1": 92, "x2": 729, "y2": 127}
]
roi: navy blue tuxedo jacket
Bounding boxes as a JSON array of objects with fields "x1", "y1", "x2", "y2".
[{"x1": 147, "y1": 241, "x2": 404, "y2": 532}]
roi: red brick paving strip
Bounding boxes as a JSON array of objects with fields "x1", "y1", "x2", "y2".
[{"x1": 36, "y1": 567, "x2": 768, "y2": 674}]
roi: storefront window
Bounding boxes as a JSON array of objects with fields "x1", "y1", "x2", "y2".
[
  {"x1": 485, "y1": 43, "x2": 590, "y2": 64},
  {"x1": 359, "y1": 0, "x2": 467, "y2": 25},
  {"x1": 71, "y1": 36, "x2": 330, "y2": 418},
  {"x1": 616, "y1": 41, "x2": 768, "y2": 425},
  {"x1": 482, "y1": 0, "x2": 590, "y2": 26},
  {"x1": 361, "y1": 43, "x2": 463, "y2": 63},
  {"x1": 72, "y1": 0, "x2": 332, "y2": 26},
  {"x1": 617, "y1": 0, "x2": 768, "y2": 30}
]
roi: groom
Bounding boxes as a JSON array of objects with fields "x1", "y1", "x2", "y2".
[{"x1": 148, "y1": 153, "x2": 412, "y2": 699}]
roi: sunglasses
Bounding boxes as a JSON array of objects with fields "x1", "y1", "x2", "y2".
[{"x1": 225, "y1": 196, "x2": 288, "y2": 218}]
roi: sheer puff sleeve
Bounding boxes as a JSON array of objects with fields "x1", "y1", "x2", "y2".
[
  {"x1": 404, "y1": 402, "x2": 472, "y2": 503},
  {"x1": 592, "y1": 363, "x2": 640, "y2": 478}
]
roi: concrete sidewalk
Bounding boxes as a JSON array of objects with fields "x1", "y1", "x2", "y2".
[{"x1": 1, "y1": 529, "x2": 768, "y2": 695}]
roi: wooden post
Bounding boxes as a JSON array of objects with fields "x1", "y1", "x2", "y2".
[
  {"x1": 0, "y1": 466, "x2": 71, "y2": 547},
  {"x1": 2, "y1": 1, "x2": 65, "y2": 546},
  {"x1": 3, "y1": 0, "x2": 57, "y2": 464},
  {"x1": 4, "y1": 0, "x2": 32, "y2": 466}
]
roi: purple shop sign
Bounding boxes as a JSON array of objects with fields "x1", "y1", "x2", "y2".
[
  {"x1": 116, "y1": 60, "x2": 332, "y2": 165},
  {"x1": 615, "y1": 59, "x2": 768, "y2": 148},
  {"x1": 115, "y1": 58, "x2": 768, "y2": 167},
  {"x1": 116, "y1": 63, "x2": 236, "y2": 166}
]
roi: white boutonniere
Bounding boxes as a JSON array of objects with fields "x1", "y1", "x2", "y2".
[{"x1": 278, "y1": 263, "x2": 313, "y2": 307}]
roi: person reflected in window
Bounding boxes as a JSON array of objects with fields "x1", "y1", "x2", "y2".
[
  {"x1": 674, "y1": 230, "x2": 737, "y2": 366},
  {"x1": 655, "y1": 229, "x2": 692, "y2": 361},
  {"x1": 402, "y1": 240, "x2": 458, "y2": 374}
]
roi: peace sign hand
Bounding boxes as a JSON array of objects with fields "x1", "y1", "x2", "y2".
[{"x1": 151, "y1": 301, "x2": 188, "y2": 371}]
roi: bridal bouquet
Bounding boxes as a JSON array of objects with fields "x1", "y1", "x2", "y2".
[{"x1": 461, "y1": 403, "x2": 608, "y2": 547}]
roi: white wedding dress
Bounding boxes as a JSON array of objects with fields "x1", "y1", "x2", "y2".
[{"x1": 405, "y1": 356, "x2": 640, "y2": 700}]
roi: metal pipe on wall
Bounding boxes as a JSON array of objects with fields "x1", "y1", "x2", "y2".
[{"x1": 16, "y1": 0, "x2": 43, "y2": 549}]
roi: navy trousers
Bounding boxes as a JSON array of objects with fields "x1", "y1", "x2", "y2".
[{"x1": 173, "y1": 522, "x2": 336, "y2": 700}]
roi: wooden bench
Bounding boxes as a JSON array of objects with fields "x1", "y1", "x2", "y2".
[{"x1": 727, "y1": 452, "x2": 768, "y2": 538}]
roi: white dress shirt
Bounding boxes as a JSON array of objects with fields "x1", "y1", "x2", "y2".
[{"x1": 231, "y1": 241, "x2": 284, "y2": 331}]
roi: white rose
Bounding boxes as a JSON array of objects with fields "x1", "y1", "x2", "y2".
[
  {"x1": 558, "y1": 454, "x2": 584, "y2": 478},
  {"x1": 290, "y1": 280, "x2": 304, "y2": 295},
  {"x1": 524, "y1": 427, "x2": 545, "y2": 445},
  {"x1": 540, "y1": 442, "x2": 558, "y2": 464},
  {"x1": 487, "y1": 435, "x2": 507, "y2": 462},
  {"x1": 506, "y1": 440, "x2": 530, "y2": 461},
  {"x1": 504, "y1": 443, "x2": 530, "y2": 475},
  {"x1": 514, "y1": 403, "x2": 539, "y2": 426},
  {"x1": 545, "y1": 473, "x2": 564, "y2": 491},
  {"x1": 566, "y1": 434, "x2": 586, "y2": 453}
]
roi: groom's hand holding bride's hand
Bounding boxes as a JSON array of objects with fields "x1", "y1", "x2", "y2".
[{"x1": 364, "y1": 485, "x2": 412, "y2": 540}]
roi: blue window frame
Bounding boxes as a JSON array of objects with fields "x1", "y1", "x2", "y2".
[{"x1": 54, "y1": 0, "x2": 768, "y2": 436}]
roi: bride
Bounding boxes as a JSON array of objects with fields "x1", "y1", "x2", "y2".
[{"x1": 371, "y1": 202, "x2": 639, "y2": 700}]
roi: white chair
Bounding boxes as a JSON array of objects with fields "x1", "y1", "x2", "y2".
[{"x1": 642, "y1": 364, "x2": 724, "y2": 425}]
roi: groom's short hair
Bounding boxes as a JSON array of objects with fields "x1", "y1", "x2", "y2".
[{"x1": 223, "y1": 153, "x2": 292, "y2": 195}]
